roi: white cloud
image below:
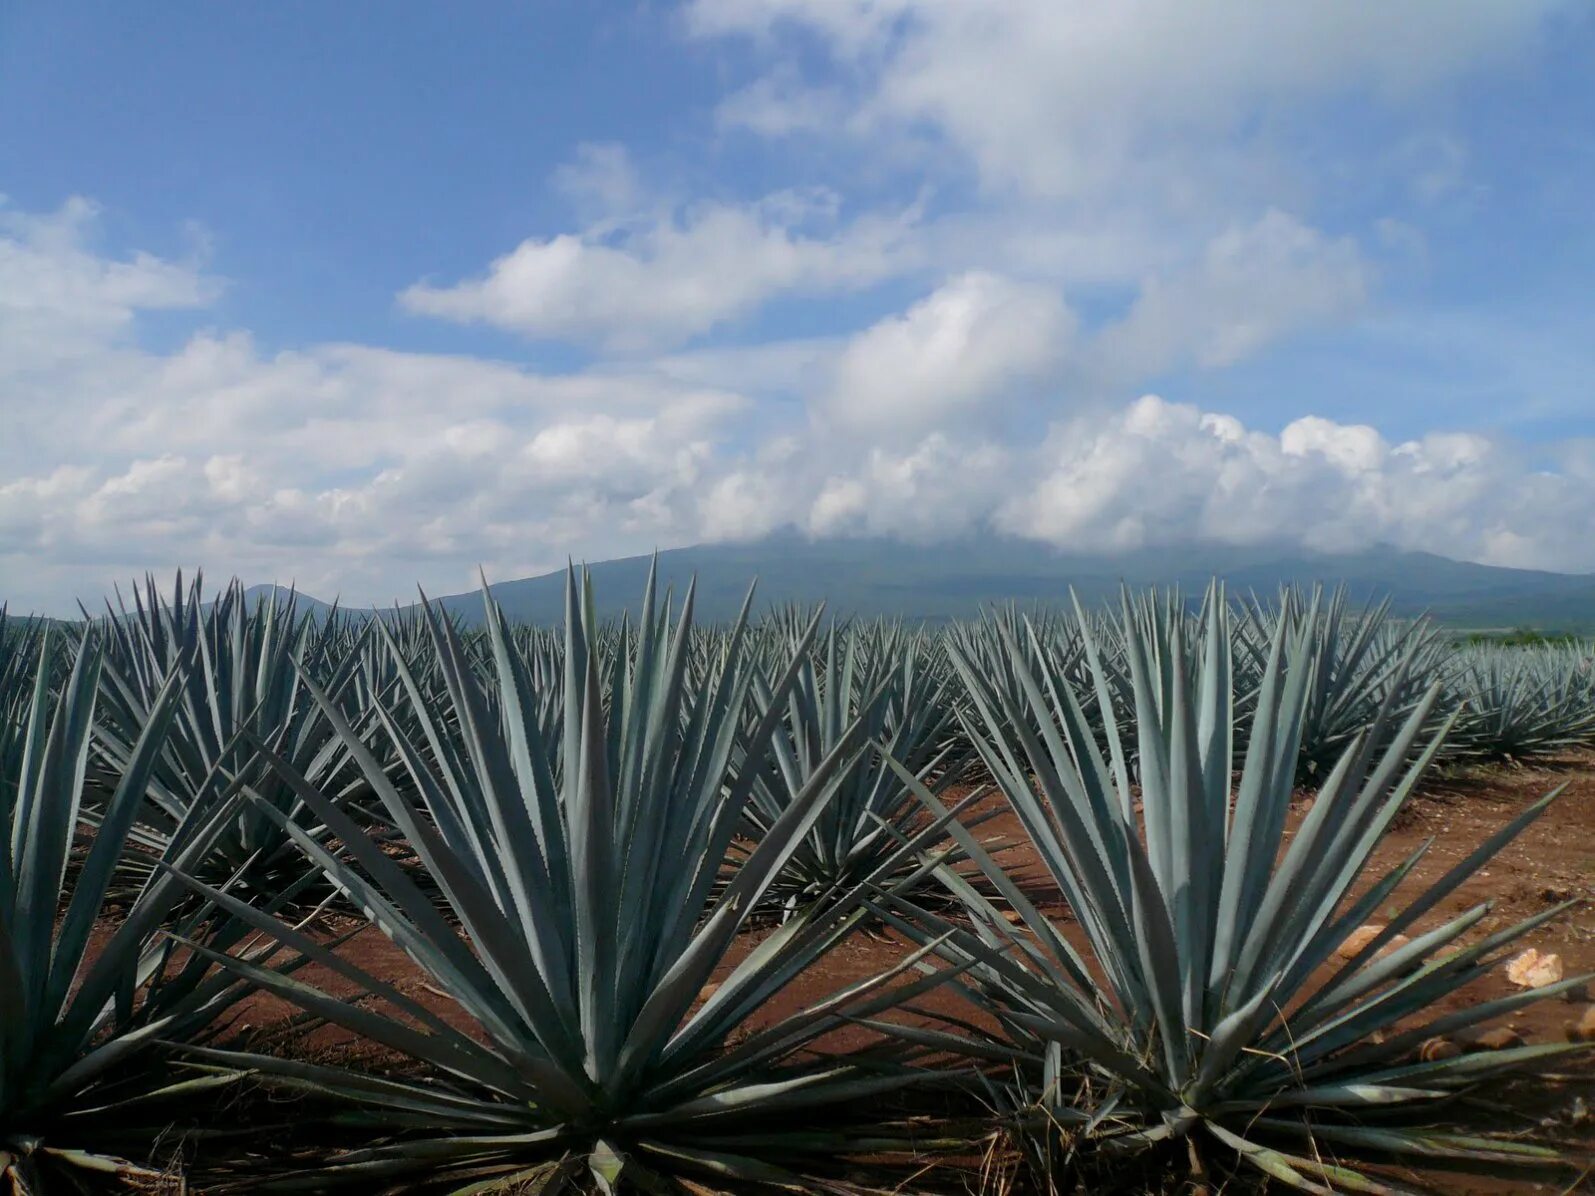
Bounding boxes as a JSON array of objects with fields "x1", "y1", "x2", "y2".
[
  {"x1": 693, "y1": 1, "x2": 1576, "y2": 199},
  {"x1": 551, "y1": 142, "x2": 646, "y2": 218},
  {"x1": 807, "y1": 434, "x2": 1011, "y2": 538},
  {"x1": 399, "y1": 187, "x2": 922, "y2": 352},
  {"x1": 10, "y1": 3, "x2": 1592, "y2": 622},
  {"x1": 0, "y1": 344, "x2": 746, "y2": 612},
  {"x1": 699, "y1": 428, "x2": 1013, "y2": 544},
  {"x1": 0, "y1": 198, "x2": 215, "y2": 317},
  {"x1": 5, "y1": 195, "x2": 1595, "y2": 615},
  {"x1": 713, "y1": 67, "x2": 853, "y2": 137},
  {"x1": 672, "y1": 1, "x2": 1539, "y2": 415},
  {"x1": 1000, "y1": 395, "x2": 1594, "y2": 572},
  {"x1": 821, "y1": 271, "x2": 1072, "y2": 438},
  {"x1": 0, "y1": 197, "x2": 218, "y2": 370},
  {"x1": 0, "y1": 202, "x2": 763, "y2": 611},
  {"x1": 688, "y1": 0, "x2": 911, "y2": 55},
  {"x1": 1091, "y1": 210, "x2": 1369, "y2": 377}
]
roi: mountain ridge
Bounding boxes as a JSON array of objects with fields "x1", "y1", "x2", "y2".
[{"x1": 238, "y1": 535, "x2": 1595, "y2": 630}]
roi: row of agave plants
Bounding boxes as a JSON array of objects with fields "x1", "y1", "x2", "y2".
[{"x1": 0, "y1": 573, "x2": 1591, "y2": 1193}]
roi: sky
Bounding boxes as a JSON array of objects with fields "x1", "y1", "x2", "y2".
[{"x1": 3, "y1": 1, "x2": 1594, "y2": 613}]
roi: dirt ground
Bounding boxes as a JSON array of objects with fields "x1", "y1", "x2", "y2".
[{"x1": 204, "y1": 751, "x2": 1595, "y2": 1193}]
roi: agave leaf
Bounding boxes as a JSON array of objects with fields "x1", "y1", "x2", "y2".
[
  {"x1": 891, "y1": 580, "x2": 1586, "y2": 1189},
  {"x1": 0, "y1": 630, "x2": 271, "y2": 1184},
  {"x1": 172, "y1": 567, "x2": 948, "y2": 1187}
]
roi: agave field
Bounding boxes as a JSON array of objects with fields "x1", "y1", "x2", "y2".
[{"x1": 0, "y1": 573, "x2": 1592, "y2": 1194}]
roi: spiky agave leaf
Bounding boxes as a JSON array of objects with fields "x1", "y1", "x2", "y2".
[
  {"x1": 176, "y1": 566, "x2": 959, "y2": 1191},
  {"x1": 92, "y1": 574, "x2": 364, "y2": 898},
  {"x1": 1235, "y1": 585, "x2": 1447, "y2": 783},
  {"x1": 0, "y1": 628, "x2": 294, "y2": 1191},
  {"x1": 741, "y1": 619, "x2": 973, "y2": 913},
  {"x1": 0, "y1": 607, "x2": 55, "y2": 827},
  {"x1": 1444, "y1": 643, "x2": 1595, "y2": 760},
  {"x1": 883, "y1": 584, "x2": 1591, "y2": 1192}
]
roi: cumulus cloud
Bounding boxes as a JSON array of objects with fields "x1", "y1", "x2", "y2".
[
  {"x1": 688, "y1": 391, "x2": 1595, "y2": 579},
  {"x1": 5, "y1": 166, "x2": 1594, "y2": 615},
  {"x1": 806, "y1": 434, "x2": 1012, "y2": 539},
  {"x1": 0, "y1": 202, "x2": 758, "y2": 611},
  {"x1": 8, "y1": 0, "x2": 1594, "y2": 622},
  {"x1": 692, "y1": 1, "x2": 1576, "y2": 199},
  {"x1": 0, "y1": 197, "x2": 218, "y2": 370},
  {"x1": 399, "y1": 186, "x2": 923, "y2": 352},
  {"x1": 1000, "y1": 395, "x2": 1594, "y2": 571},
  {"x1": 1091, "y1": 210, "x2": 1369, "y2": 377},
  {"x1": 820, "y1": 271, "x2": 1073, "y2": 439}
]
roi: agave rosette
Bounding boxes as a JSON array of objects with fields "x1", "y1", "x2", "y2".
[
  {"x1": 93, "y1": 575, "x2": 362, "y2": 895},
  {"x1": 1236, "y1": 585, "x2": 1447, "y2": 783},
  {"x1": 174, "y1": 569, "x2": 962, "y2": 1192},
  {"x1": 1445, "y1": 643, "x2": 1595, "y2": 760},
  {"x1": 877, "y1": 585, "x2": 1591, "y2": 1190},
  {"x1": 742, "y1": 619, "x2": 972, "y2": 913},
  {"x1": 1, "y1": 629, "x2": 295, "y2": 1191}
]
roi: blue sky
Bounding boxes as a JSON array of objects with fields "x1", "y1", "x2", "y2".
[{"x1": 3, "y1": 1, "x2": 1593, "y2": 611}]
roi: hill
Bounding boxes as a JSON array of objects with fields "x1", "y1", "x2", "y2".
[
  {"x1": 240, "y1": 584, "x2": 343, "y2": 621},
  {"x1": 405, "y1": 535, "x2": 1595, "y2": 630}
]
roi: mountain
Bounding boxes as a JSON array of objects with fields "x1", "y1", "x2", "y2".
[
  {"x1": 240, "y1": 584, "x2": 343, "y2": 620},
  {"x1": 395, "y1": 535, "x2": 1595, "y2": 630}
]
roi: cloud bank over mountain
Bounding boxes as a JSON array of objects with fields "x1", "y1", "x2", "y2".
[{"x1": 3, "y1": 2, "x2": 1593, "y2": 611}]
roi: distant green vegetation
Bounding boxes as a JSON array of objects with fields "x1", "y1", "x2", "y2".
[{"x1": 1462, "y1": 626, "x2": 1589, "y2": 647}]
